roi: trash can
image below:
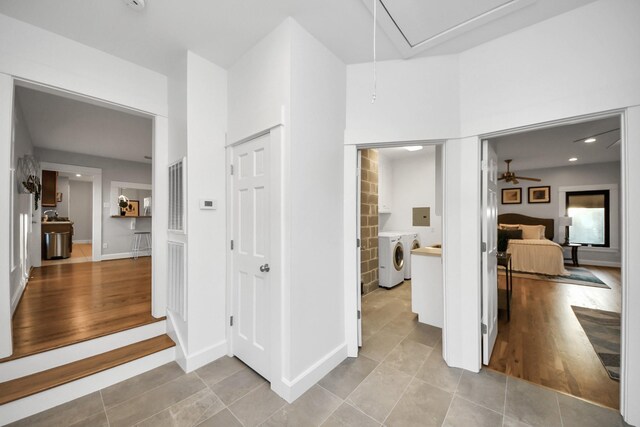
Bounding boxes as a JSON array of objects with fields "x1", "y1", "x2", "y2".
[{"x1": 45, "y1": 232, "x2": 70, "y2": 260}]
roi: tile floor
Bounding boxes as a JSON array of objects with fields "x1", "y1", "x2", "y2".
[{"x1": 9, "y1": 281, "x2": 630, "y2": 426}]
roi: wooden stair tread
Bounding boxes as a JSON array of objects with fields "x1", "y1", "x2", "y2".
[{"x1": 0, "y1": 335, "x2": 175, "y2": 405}]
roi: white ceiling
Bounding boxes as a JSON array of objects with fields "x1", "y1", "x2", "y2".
[
  {"x1": 493, "y1": 116, "x2": 621, "y2": 172},
  {"x1": 0, "y1": 0, "x2": 596, "y2": 73},
  {"x1": 16, "y1": 86, "x2": 153, "y2": 163},
  {"x1": 57, "y1": 171, "x2": 93, "y2": 182}
]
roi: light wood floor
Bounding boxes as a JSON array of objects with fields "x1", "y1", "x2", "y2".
[
  {"x1": 489, "y1": 265, "x2": 621, "y2": 409},
  {"x1": 2, "y1": 257, "x2": 161, "y2": 362},
  {"x1": 42, "y1": 243, "x2": 92, "y2": 266}
]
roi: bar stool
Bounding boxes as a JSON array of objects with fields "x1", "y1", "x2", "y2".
[{"x1": 132, "y1": 231, "x2": 152, "y2": 260}]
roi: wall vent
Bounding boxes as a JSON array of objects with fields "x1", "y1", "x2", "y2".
[
  {"x1": 167, "y1": 241, "x2": 187, "y2": 321},
  {"x1": 168, "y1": 158, "x2": 186, "y2": 233}
]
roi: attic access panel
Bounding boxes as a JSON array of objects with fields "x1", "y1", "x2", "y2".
[
  {"x1": 363, "y1": 0, "x2": 534, "y2": 57},
  {"x1": 381, "y1": 0, "x2": 509, "y2": 47}
]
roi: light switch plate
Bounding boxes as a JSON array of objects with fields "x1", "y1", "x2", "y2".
[{"x1": 413, "y1": 207, "x2": 431, "y2": 227}]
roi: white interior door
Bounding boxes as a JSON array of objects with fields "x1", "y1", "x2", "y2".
[
  {"x1": 232, "y1": 133, "x2": 270, "y2": 380},
  {"x1": 482, "y1": 139, "x2": 499, "y2": 365},
  {"x1": 356, "y1": 151, "x2": 363, "y2": 347}
]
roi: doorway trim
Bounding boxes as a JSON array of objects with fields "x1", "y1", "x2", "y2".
[
  {"x1": 38, "y1": 162, "x2": 102, "y2": 264},
  {"x1": 226, "y1": 125, "x2": 287, "y2": 397},
  {"x1": 478, "y1": 109, "x2": 628, "y2": 417},
  {"x1": 344, "y1": 140, "x2": 446, "y2": 357},
  {"x1": 1, "y1": 74, "x2": 168, "y2": 359}
]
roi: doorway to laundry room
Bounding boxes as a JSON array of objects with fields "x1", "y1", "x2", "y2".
[{"x1": 357, "y1": 144, "x2": 443, "y2": 363}]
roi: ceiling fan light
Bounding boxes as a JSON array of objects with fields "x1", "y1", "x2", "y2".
[{"x1": 584, "y1": 138, "x2": 597, "y2": 143}]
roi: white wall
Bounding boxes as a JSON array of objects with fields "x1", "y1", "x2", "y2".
[
  {"x1": 10, "y1": 93, "x2": 34, "y2": 317},
  {"x1": 183, "y1": 51, "x2": 228, "y2": 368},
  {"x1": 497, "y1": 161, "x2": 621, "y2": 265},
  {"x1": 379, "y1": 148, "x2": 442, "y2": 247},
  {"x1": 69, "y1": 180, "x2": 92, "y2": 242},
  {"x1": 288, "y1": 20, "x2": 347, "y2": 383},
  {"x1": 227, "y1": 19, "x2": 292, "y2": 143},
  {"x1": 167, "y1": 53, "x2": 188, "y2": 163},
  {"x1": 345, "y1": 55, "x2": 459, "y2": 144},
  {"x1": 35, "y1": 148, "x2": 152, "y2": 256},
  {"x1": 0, "y1": 14, "x2": 168, "y2": 117},
  {"x1": 459, "y1": 0, "x2": 640, "y2": 136}
]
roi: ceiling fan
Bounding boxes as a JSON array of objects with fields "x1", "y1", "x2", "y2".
[{"x1": 499, "y1": 159, "x2": 541, "y2": 185}]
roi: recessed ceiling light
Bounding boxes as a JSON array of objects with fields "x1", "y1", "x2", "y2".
[
  {"x1": 404, "y1": 146, "x2": 423, "y2": 152},
  {"x1": 569, "y1": 157, "x2": 578, "y2": 162},
  {"x1": 75, "y1": 174, "x2": 82, "y2": 177},
  {"x1": 584, "y1": 138, "x2": 597, "y2": 143}
]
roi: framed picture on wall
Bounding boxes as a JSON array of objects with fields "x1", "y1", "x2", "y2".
[
  {"x1": 502, "y1": 188, "x2": 522, "y2": 204},
  {"x1": 528, "y1": 186, "x2": 550, "y2": 203},
  {"x1": 124, "y1": 200, "x2": 140, "y2": 217},
  {"x1": 56, "y1": 192, "x2": 63, "y2": 203}
]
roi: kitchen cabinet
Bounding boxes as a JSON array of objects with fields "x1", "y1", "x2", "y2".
[{"x1": 42, "y1": 170, "x2": 58, "y2": 207}]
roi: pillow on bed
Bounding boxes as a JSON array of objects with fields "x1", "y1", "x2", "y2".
[
  {"x1": 519, "y1": 224, "x2": 545, "y2": 240},
  {"x1": 499, "y1": 224, "x2": 521, "y2": 230},
  {"x1": 498, "y1": 229, "x2": 523, "y2": 252}
]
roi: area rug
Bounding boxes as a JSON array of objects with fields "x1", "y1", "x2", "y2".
[
  {"x1": 498, "y1": 266, "x2": 609, "y2": 289},
  {"x1": 572, "y1": 306, "x2": 621, "y2": 381}
]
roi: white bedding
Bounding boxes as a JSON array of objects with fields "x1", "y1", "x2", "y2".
[{"x1": 507, "y1": 239, "x2": 568, "y2": 276}]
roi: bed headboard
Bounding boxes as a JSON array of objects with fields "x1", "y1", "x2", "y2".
[{"x1": 498, "y1": 213, "x2": 555, "y2": 240}]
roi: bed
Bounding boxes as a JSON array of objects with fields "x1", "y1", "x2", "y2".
[{"x1": 498, "y1": 213, "x2": 568, "y2": 276}]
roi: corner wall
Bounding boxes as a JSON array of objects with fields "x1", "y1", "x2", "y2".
[
  {"x1": 183, "y1": 51, "x2": 228, "y2": 368},
  {"x1": 360, "y1": 149, "x2": 379, "y2": 295}
]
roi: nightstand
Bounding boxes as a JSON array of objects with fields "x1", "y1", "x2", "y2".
[{"x1": 562, "y1": 243, "x2": 581, "y2": 267}]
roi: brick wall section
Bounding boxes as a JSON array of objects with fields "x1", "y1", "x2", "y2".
[{"x1": 361, "y1": 149, "x2": 379, "y2": 295}]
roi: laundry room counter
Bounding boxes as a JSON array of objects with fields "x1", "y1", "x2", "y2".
[
  {"x1": 411, "y1": 247, "x2": 442, "y2": 257},
  {"x1": 411, "y1": 247, "x2": 443, "y2": 328}
]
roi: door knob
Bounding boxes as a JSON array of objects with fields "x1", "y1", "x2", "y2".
[{"x1": 260, "y1": 264, "x2": 270, "y2": 273}]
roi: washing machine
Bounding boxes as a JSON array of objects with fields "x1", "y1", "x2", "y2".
[
  {"x1": 402, "y1": 232, "x2": 421, "y2": 279},
  {"x1": 378, "y1": 232, "x2": 405, "y2": 288}
]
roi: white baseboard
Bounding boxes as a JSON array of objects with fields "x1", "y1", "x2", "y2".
[
  {"x1": 166, "y1": 311, "x2": 188, "y2": 372},
  {"x1": 101, "y1": 252, "x2": 150, "y2": 261},
  {"x1": 0, "y1": 347, "x2": 175, "y2": 426},
  {"x1": 10, "y1": 275, "x2": 28, "y2": 316},
  {"x1": 72, "y1": 239, "x2": 92, "y2": 244},
  {"x1": 580, "y1": 260, "x2": 622, "y2": 268},
  {"x1": 273, "y1": 343, "x2": 347, "y2": 403},
  {"x1": 184, "y1": 340, "x2": 228, "y2": 372},
  {"x1": 0, "y1": 320, "x2": 167, "y2": 382}
]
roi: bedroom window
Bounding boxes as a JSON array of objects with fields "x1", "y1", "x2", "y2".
[{"x1": 566, "y1": 190, "x2": 610, "y2": 247}]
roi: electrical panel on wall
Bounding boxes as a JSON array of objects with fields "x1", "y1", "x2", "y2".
[{"x1": 413, "y1": 207, "x2": 431, "y2": 226}]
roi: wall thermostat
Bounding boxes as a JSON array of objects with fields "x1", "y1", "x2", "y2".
[{"x1": 200, "y1": 199, "x2": 217, "y2": 210}]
